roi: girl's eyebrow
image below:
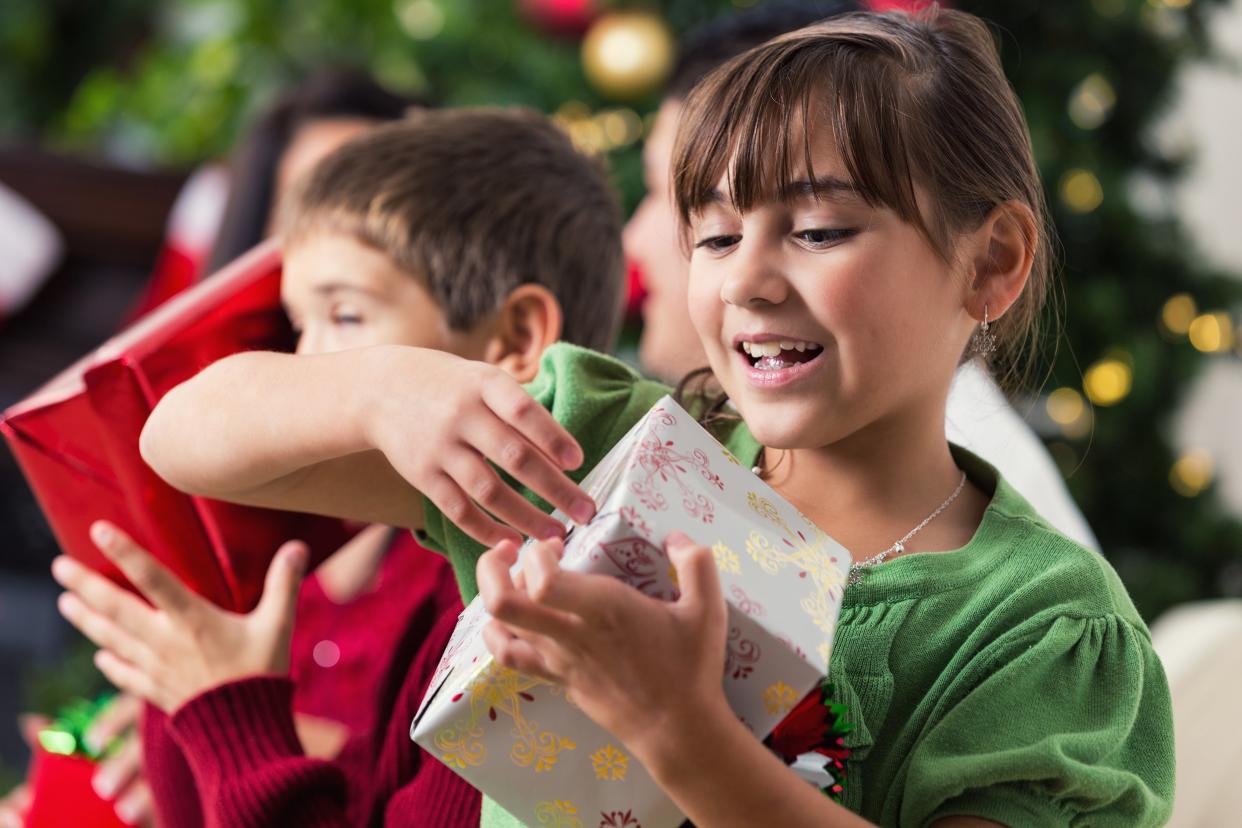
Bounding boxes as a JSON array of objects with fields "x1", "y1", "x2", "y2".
[
  {"x1": 788, "y1": 175, "x2": 863, "y2": 202},
  {"x1": 703, "y1": 175, "x2": 863, "y2": 206}
]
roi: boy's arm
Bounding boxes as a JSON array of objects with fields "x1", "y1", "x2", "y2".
[
  {"x1": 141, "y1": 348, "x2": 423, "y2": 528},
  {"x1": 141, "y1": 345, "x2": 590, "y2": 544}
]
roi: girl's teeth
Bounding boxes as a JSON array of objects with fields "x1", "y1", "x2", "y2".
[
  {"x1": 755, "y1": 355, "x2": 789, "y2": 371},
  {"x1": 794, "y1": 342, "x2": 806, "y2": 352}
]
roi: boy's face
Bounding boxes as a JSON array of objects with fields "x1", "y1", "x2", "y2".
[
  {"x1": 623, "y1": 99, "x2": 709, "y2": 382},
  {"x1": 281, "y1": 231, "x2": 490, "y2": 359}
]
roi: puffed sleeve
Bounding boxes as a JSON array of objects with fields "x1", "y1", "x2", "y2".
[
  {"x1": 903, "y1": 613, "x2": 1176, "y2": 828},
  {"x1": 417, "y1": 343, "x2": 671, "y2": 601}
]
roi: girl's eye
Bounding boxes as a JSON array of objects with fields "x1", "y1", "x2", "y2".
[
  {"x1": 795, "y1": 228, "x2": 854, "y2": 248},
  {"x1": 694, "y1": 234, "x2": 741, "y2": 252}
]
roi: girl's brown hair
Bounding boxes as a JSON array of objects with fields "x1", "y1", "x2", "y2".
[{"x1": 672, "y1": 6, "x2": 1055, "y2": 393}]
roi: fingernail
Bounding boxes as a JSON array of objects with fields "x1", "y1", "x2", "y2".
[
  {"x1": 539, "y1": 523, "x2": 565, "y2": 541},
  {"x1": 92, "y1": 769, "x2": 118, "y2": 799},
  {"x1": 570, "y1": 497, "x2": 595, "y2": 524},
  {"x1": 666, "y1": 530, "x2": 692, "y2": 548},
  {"x1": 115, "y1": 797, "x2": 141, "y2": 825},
  {"x1": 50, "y1": 556, "x2": 71, "y2": 581},
  {"x1": 84, "y1": 729, "x2": 104, "y2": 754},
  {"x1": 560, "y1": 445, "x2": 582, "y2": 469},
  {"x1": 90, "y1": 522, "x2": 113, "y2": 547}
]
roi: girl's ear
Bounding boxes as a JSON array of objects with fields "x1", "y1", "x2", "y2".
[
  {"x1": 483, "y1": 284, "x2": 563, "y2": 382},
  {"x1": 963, "y1": 201, "x2": 1036, "y2": 323}
]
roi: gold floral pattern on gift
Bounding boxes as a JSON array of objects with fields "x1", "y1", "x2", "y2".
[
  {"x1": 763, "y1": 681, "x2": 799, "y2": 715},
  {"x1": 744, "y1": 492, "x2": 846, "y2": 644},
  {"x1": 434, "y1": 663, "x2": 577, "y2": 773},
  {"x1": 589, "y1": 743, "x2": 630, "y2": 781},
  {"x1": 534, "y1": 799, "x2": 584, "y2": 827},
  {"x1": 711, "y1": 541, "x2": 741, "y2": 574}
]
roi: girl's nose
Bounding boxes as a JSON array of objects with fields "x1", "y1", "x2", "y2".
[{"x1": 719, "y1": 240, "x2": 788, "y2": 308}]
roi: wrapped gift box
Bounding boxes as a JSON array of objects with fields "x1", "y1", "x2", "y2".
[
  {"x1": 24, "y1": 747, "x2": 129, "y2": 828},
  {"x1": 0, "y1": 240, "x2": 352, "y2": 612},
  {"x1": 411, "y1": 395, "x2": 852, "y2": 828}
]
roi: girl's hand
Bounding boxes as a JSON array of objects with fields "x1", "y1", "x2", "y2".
[
  {"x1": 87, "y1": 694, "x2": 155, "y2": 827},
  {"x1": 361, "y1": 347, "x2": 595, "y2": 547},
  {"x1": 52, "y1": 521, "x2": 308, "y2": 714},
  {"x1": 476, "y1": 532, "x2": 730, "y2": 761}
]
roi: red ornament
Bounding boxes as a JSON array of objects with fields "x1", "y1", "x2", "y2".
[{"x1": 520, "y1": 0, "x2": 599, "y2": 36}]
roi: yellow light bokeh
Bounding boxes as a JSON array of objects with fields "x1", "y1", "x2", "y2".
[
  {"x1": 1160, "y1": 293, "x2": 1197, "y2": 336},
  {"x1": 1188, "y1": 312, "x2": 1235, "y2": 353},
  {"x1": 1170, "y1": 449, "x2": 1214, "y2": 497},
  {"x1": 1060, "y1": 169, "x2": 1104, "y2": 213},
  {"x1": 1047, "y1": 387, "x2": 1086, "y2": 425},
  {"x1": 1083, "y1": 357, "x2": 1132, "y2": 406},
  {"x1": 394, "y1": 0, "x2": 444, "y2": 40},
  {"x1": 1068, "y1": 74, "x2": 1117, "y2": 130},
  {"x1": 581, "y1": 11, "x2": 675, "y2": 100}
]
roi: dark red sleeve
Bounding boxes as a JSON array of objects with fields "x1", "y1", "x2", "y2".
[
  {"x1": 164, "y1": 607, "x2": 479, "y2": 827},
  {"x1": 140, "y1": 704, "x2": 203, "y2": 828}
]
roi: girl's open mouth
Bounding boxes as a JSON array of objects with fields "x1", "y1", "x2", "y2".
[{"x1": 737, "y1": 338, "x2": 823, "y2": 371}]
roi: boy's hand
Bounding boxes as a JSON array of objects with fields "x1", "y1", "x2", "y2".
[
  {"x1": 362, "y1": 347, "x2": 595, "y2": 546},
  {"x1": 52, "y1": 521, "x2": 308, "y2": 714}
]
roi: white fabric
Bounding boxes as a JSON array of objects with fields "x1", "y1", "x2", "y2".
[
  {"x1": 946, "y1": 360, "x2": 1100, "y2": 550},
  {"x1": 0, "y1": 182, "x2": 63, "y2": 315},
  {"x1": 1150, "y1": 600, "x2": 1242, "y2": 827}
]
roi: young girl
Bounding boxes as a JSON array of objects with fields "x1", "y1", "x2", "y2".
[{"x1": 67, "y1": 8, "x2": 1173, "y2": 827}]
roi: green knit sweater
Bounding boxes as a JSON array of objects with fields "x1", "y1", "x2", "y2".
[{"x1": 419, "y1": 343, "x2": 1175, "y2": 828}]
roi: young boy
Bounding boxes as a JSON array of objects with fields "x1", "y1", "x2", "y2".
[{"x1": 54, "y1": 106, "x2": 625, "y2": 827}]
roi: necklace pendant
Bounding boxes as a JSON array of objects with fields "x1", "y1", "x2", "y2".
[
  {"x1": 893, "y1": 541, "x2": 905, "y2": 555},
  {"x1": 751, "y1": 465, "x2": 762, "y2": 475}
]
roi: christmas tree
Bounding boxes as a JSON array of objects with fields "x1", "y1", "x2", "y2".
[{"x1": 7, "y1": 0, "x2": 1242, "y2": 620}]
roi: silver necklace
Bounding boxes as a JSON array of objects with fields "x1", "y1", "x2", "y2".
[{"x1": 752, "y1": 454, "x2": 968, "y2": 586}]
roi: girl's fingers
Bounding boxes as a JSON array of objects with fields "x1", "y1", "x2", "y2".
[
  {"x1": 523, "y1": 538, "x2": 633, "y2": 622},
  {"x1": 482, "y1": 620, "x2": 558, "y2": 682},
  {"x1": 92, "y1": 732, "x2": 142, "y2": 800},
  {"x1": 92, "y1": 651, "x2": 165, "y2": 712},
  {"x1": 423, "y1": 471, "x2": 522, "y2": 548},
  {"x1": 89, "y1": 523, "x2": 197, "y2": 617},
  {"x1": 665, "y1": 532, "x2": 725, "y2": 620},
  {"x1": 57, "y1": 594, "x2": 158, "y2": 673},
  {"x1": 480, "y1": 381, "x2": 584, "y2": 471},
  {"x1": 86, "y1": 693, "x2": 142, "y2": 754},
  {"x1": 445, "y1": 446, "x2": 566, "y2": 541},
  {"x1": 51, "y1": 556, "x2": 160, "y2": 640},
  {"x1": 463, "y1": 414, "x2": 594, "y2": 526},
  {"x1": 113, "y1": 779, "x2": 154, "y2": 827},
  {"x1": 477, "y1": 541, "x2": 579, "y2": 638}
]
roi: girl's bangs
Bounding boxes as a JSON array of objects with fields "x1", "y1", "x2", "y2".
[{"x1": 673, "y1": 34, "x2": 926, "y2": 242}]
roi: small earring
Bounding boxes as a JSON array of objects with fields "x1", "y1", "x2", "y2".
[{"x1": 971, "y1": 304, "x2": 998, "y2": 357}]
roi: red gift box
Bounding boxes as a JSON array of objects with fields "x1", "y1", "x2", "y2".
[
  {"x1": 1, "y1": 239, "x2": 353, "y2": 612},
  {"x1": 24, "y1": 747, "x2": 129, "y2": 828}
]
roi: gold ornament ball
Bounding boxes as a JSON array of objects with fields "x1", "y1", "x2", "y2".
[{"x1": 581, "y1": 11, "x2": 675, "y2": 100}]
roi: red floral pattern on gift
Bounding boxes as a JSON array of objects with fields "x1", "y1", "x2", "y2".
[
  {"x1": 599, "y1": 811, "x2": 641, "y2": 828},
  {"x1": 628, "y1": 408, "x2": 724, "y2": 523},
  {"x1": 724, "y1": 625, "x2": 761, "y2": 680},
  {"x1": 729, "y1": 585, "x2": 765, "y2": 618},
  {"x1": 592, "y1": 536, "x2": 678, "y2": 601}
]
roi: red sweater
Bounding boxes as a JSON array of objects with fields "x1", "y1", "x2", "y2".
[{"x1": 140, "y1": 533, "x2": 480, "y2": 827}]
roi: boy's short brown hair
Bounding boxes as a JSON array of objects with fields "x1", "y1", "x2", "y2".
[{"x1": 281, "y1": 107, "x2": 625, "y2": 351}]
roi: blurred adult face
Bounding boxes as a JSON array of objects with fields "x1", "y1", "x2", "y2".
[
  {"x1": 623, "y1": 99, "x2": 709, "y2": 382},
  {"x1": 269, "y1": 117, "x2": 379, "y2": 233}
]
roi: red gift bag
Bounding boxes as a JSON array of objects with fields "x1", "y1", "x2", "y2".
[
  {"x1": 24, "y1": 747, "x2": 128, "y2": 828},
  {"x1": 1, "y1": 239, "x2": 353, "y2": 612}
]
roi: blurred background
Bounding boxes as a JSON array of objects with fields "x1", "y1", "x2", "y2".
[{"x1": 1, "y1": 0, "x2": 1240, "y2": 805}]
